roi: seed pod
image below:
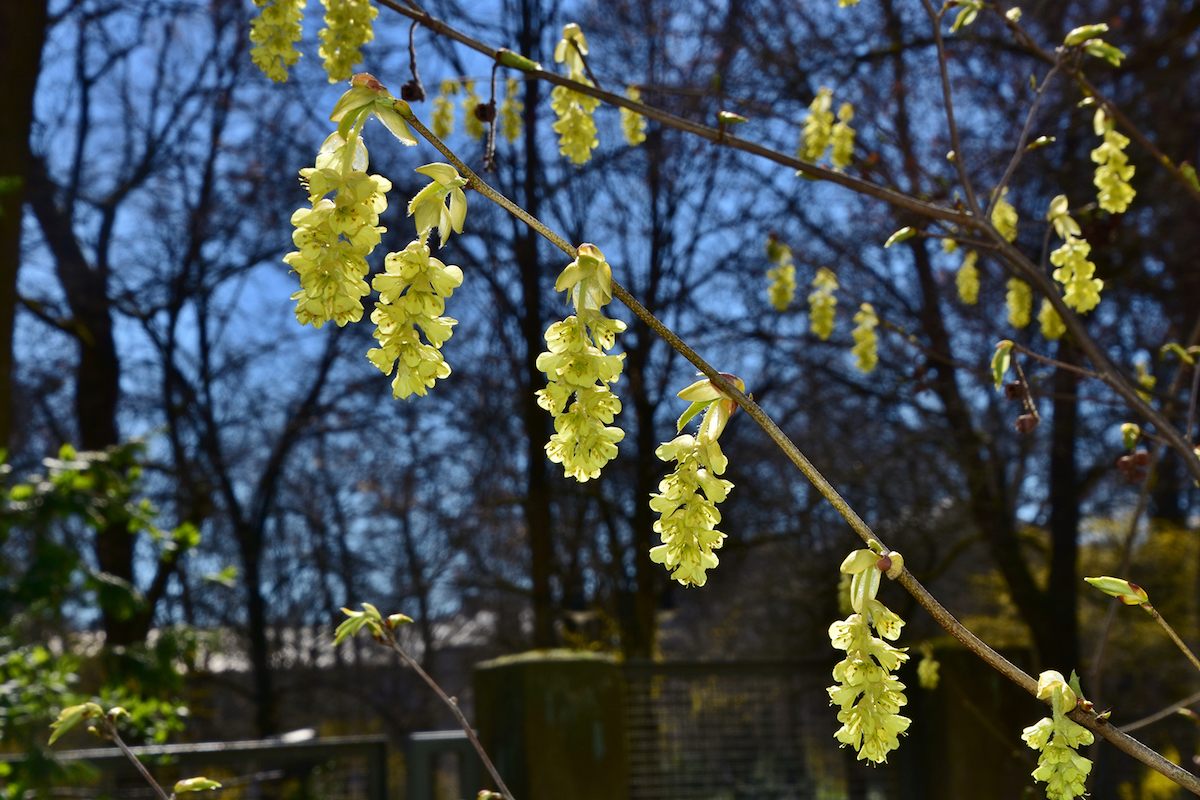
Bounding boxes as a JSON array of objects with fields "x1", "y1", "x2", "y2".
[{"x1": 1015, "y1": 414, "x2": 1038, "y2": 433}]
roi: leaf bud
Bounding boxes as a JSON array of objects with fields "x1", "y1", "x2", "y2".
[
  {"x1": 1015, "y1": 414, "x2": 1038, "y2": 433},
  {"x1": 1085, "y1": 575, "x2": 1149, "y2": 606}
]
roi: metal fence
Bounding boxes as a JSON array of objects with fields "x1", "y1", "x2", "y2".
[
  {"x1": 622, "y1": 660, "x2": 895, "y2": 800},
  {"x1": 2, "y1": 735, "x2": 388, "y2": 800}
]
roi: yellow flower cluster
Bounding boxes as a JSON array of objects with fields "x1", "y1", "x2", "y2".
[
  {"x1": 991, "y1": 189, "x2": 1018, "y2": 242},
  {"x1": 809, "y1": 268, "x2": 838, "y2": 340},
  {"x1": 916, "y1": 645, "x2": 940, "y2": 690},
  {"x1": 462, "y1": 81, "x2": 484, "y2": 141},
  {"x1": 1021, "y1": 671, "x2": 1094, "y2": 800},
  {"x1": 828, "y1": 549, "x2": 911, "y2": 764},
  {"x1": 551, "y1": 87, "x2": 600, "y2": 165},
  {"x1": 500, "y1": 79, "x2": 524, "y2": 144},
  {"x1": 1039, "y1": 299, "x2": 1066, "y2": 340},
  {"x1": 649, "y1": 377, "x2": 742, "y2": 587},
  {"x1": 1091, "y1": 110, "x2": 1135, "y2": 213},
  {"x1": 552, "y1": 24, "x2": 600, "y2": 164},
  {"x1": 800, "y1": 89, "x2": 856, "y2": 169},
  {"x1": 851, "y1": 303, "x2": 879, "y2": 373},
  {"x1": 1047, "y1": 196, "x2": 1102, "y2": 314},
  {"x1": 956, "y1": 249, "x2": 979, "y2": 304},
  {"x1": 318, "y1": 0, "x2": 378, "y2": 83},
  {"x1": 800, "y1": 88, "x2": 834, "y2": 162},
  {"x1": 432, "y1": 80, "x2": 457, "y2": 138},
  {"x1": 1006, "y1": 278, "x2": 1031, "y2": 329},
  {"x1": 285, "y1": 132, "x2": 390, "y2": 329},
  {"x1": 1135, "y1": 361, "x2": 1156, "y2": 402},
  {"x1": 765, "y1": 237, "x2": 796, "y2": 311},
  {"x1": 536, "y1": 245, "x2": 626, "y2": 482},
  {"x1": 621, "y1": 86, "x2": 648, "y2": 147},
  {"x1": 249, "y1": 0, "x2": 304, "y2": 83},
  {"x1": 830, "y1": 103, "x2": 856, "y2": 170},
  {"x1": 366, "y1": 241, "x2": 463, "y2": 398}
]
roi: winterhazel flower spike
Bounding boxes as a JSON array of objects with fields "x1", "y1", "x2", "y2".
[
  {"x1": 829, "y1": 103, "x2": 856, "y2": 170},
  {"x1": 551, "y1": 24, "x2": 600, "y2": 164},
  {"x1": 956, "y1": 250, "x2": 979, "y2": 305},
  {"x1": 1091, "y1": 110, "x2": 1136, "y2": 213},
  {"x1": 765, "y1": 236, "x2": 796, "y2": 311},
  {"x1": 461, "y1": 81, "x2": 484, "y2": 140},
  {"x1": 284, "y1": 112, "x2": 393, "y2": 329},
  {"x1": 1007, "y1": 278, "x2": 1032, "y2": 329},
  {"x1": 432, "y1": 80, "x2": 457, "y2": 138},
  {"x1": 500, "y1": 79, "x2": 524, "y2": 144},
  {"x1": 319, "y1": 0, "x2": 378, "y2": 83},
  {"x1": 648, "y1": 373, "x2": 745, "y2": 587},
  {"x1": 366, "y1": 241, "x2": 464, "y2": 399},
  {"x1": 851, "y1": 303, "x2": 879, "y2": 373},
  {"x1": 1045, "y1": 196, "x2": 1103, "y2": 315},
  {"x1": 800, "y1": 88, "x2": 834, "y2": 163},
  {"x1": 249, "y1": 0, "x2": 304, "y2": 82},
  {"x1": 408, "y1": 163, "x2": 469, "y2": 247},
  {"x1": 1039, "y1": 299, "x2": 1066, "y2": 340},
  {"x1": 828, "y1": 548, "x2": 911, "y2": 763},
  {"x1": 809, "y1": 268, "x2": 838, "y2": 340},
  {"x1": 536, "y1": 245, "x2": 626, "y2": 482},
  {"x1": 622, "y1": 86, "x2": 648, "y2": 147},
  {"x1": 991, "y1": 189, "x2": 1018, "y2": 242},
  {"x1": 1023, "y1": 671, "x2": 1094, "y2": 799}
]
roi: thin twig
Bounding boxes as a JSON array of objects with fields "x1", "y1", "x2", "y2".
[
  {"x1": 920, "y1": 0, "x2": 982, "y2": 218},
  {"x1": 989, "y1": 62, "x2": 1061, "y2": 217},
  {"x1": 407, "y1": 21, "x2": 424, "y2": 95},
  {"x1": 102, "y1": 720, "x2": 172, "y2": 800},
  {"x1": 381, "y1": 636, "x2": 515, "y2": 800},
  {"x1": 1187, "y1": 365, "x2": 1199, "y2": 445},
  {"x1": 1010, "y1": 342, "x2": 1103, "y2": 381},
  {"x1": 1121, "y1": 688, "x2": 1200, "y2": 734},
  {"x1": 1146, "y1": 606, "x2": 1200, "y2": 677},
  {"x1": 570, "y1": 38, "x2": 602, "y2": 90}
]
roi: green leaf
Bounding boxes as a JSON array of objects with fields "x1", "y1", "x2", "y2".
[
  {"x1": 676, "y1": 400, "x2": 712, "y2": 433},
  {"x1": 1083, "y1": 39, "x2": 1125, "y2": 67},
  {"x1": 950, "y1": 3, "x2": 980, "y2": 33},
  {"x1": 1064, "y1": 23, "x2": 1109, "y2": 46},
  {"x1": 360, "y1": 602, "x2": 383, "y2": 621},
  {"x1": 175, "y1": 778, "x2": 223, "y2": 793},
  {"x1": 374, "y1": 104, "x2": 418, "y2": 146},
  {"x1": 1025, "y1": 135, "x2": 1056, "y2": 151},
  {"x1": 387, "y1": 613, "x2": 413, "y2": 628},
  {"x1": 334, "y1": 609, "x2": 369, "y2": 646},
  {"x1": 1160, "y1": 343, "x2": 1195, "y2": 365},
  {"x1": 883, "y1": 226, "x2": 916, "y2": 248},
  {"x1": 717, "y1": 111, "x2": 748, "y2": 125},
  {"x1": 991, "y1": 340, "x2": 1013, "y2": 390},
  {"x1": 329, "y1": 85, "x2": 381, "y2": 123},
  {"x1": 49, "y1": 703, "x2": 103, "y2": 744},
  {"x1": 1067, "y1": 670, "x2": 1085, "y2": 701}
]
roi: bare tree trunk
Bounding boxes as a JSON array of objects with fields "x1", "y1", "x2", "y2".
[{"x1": 0, "y1": 0, "x2": 48, "y2": 452}]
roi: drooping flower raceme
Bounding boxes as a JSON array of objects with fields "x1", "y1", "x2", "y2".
[
  {"x1": 500, "y1": 79, "x2": 524, "y2": 144},
  {"x1": 992, "y1": 189, "x2": 1018, "y2": 242},
  {"x1": 319, "y1": 0, "x2": 378, "y2": 83},
  {"x1": 366, "y1": 241, "x2": 464, "y2": 399},
  {"x1": 1007, "y1": 278, "x2": 1031, "y2": 329},
  {"x1": 650, "y1": 376, "x2": 743, "y2": 588},
  {"x1": 249, "y1": 0, "x2": 304, "y2": 82},
  {"x1": 800, "y1": 88, "x2": 834, "y2": 163},
  {"x1": 809, "y1": 268, "x2": 838, "y2": 340},
  {"x1": 621, "y1": 86, "x2": 648, "y2": 147},
  {"x1": 1022, "y1": 671, "x2": 1094, "y2": 800},
  {"x1": 536, "y1": 245, "x2": 626, "y2": 482},
  {"x1": 829, "y1": 103, "x2": 856, "y2": 170},
  {"x1": 461, "y1": 81, "x2": 484, "y2": 140},
  {"x1": 551, "y1": 24, "x2": 600, "y2": 164},
  {"x1": 956, "y1": 249, "x2": 979, "y2": 305},
  {"x1": 851, "y1": 303, "x2": 879, "y2": 373},
  {"x1": 765, "y1": 237, "x2": 796, "y2": 311},
  {"x1": 285, "y1": 132, "x2": 391, "y2": 329},
  {"x1": 828, "y1": 549, "x2": 911, "y2": 764},
  {"x1": 1091, "y1": 110, "x2": 1135, "y2": 213},
  {"x1": 432, "y1": 80, "x2": 457, "y2": 138},
  {"x1": 1046, "y1": 196, "x2": 1103, "y2": 314},
  {"x1": 1039, "y1": 298, "x2": 1066, "y2": 340}
]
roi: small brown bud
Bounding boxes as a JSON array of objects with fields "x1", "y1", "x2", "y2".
[
  {"x1": 1131, "y1": 450, "x2": 1152, "y2": 467},
  {"x1": 876, "y1": 555, "x2": 892, "y2": 573},
  {"x1": 1116, "y1": 454, "x2": 1133, "y2": 469},
  {"x1": 1004, "y1": 381, "x2": 1025, "y2": 400},
  {"x1": 475, "y1": 101, "x2": 497, "y2": 123},
  {"x1": 1015, "y1": 414, "x2": 1038, "y2": 433},
  {"x1": 400, "y1": 80, "x2": 426, "y2": 102}
]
